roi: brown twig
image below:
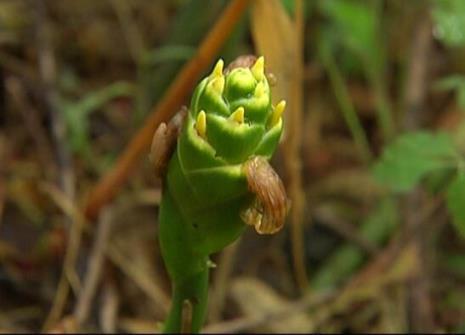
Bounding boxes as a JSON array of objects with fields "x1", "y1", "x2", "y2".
[
  {"x1": 286, "y1": 0, "x2": 308, "y2": 291},
  {"x1": 109, "y1": 0, "x2": 146, "y2": 64},
  {"x1": 0, "y1": 135, "x2": 5, "y2": 228},
  {"x1": 84, "y1": 0, "x2": 251, "y2": 220},
  {"x1": 74, "y1": 207, "x2": 114, "y2": 329},
  {"x1": 5, "y1": 76, "x2": 55, "y2": 170},
  {"x1": 41, "y1": 183, "x2": 87, "y2": 331},
  {"x1": 252, "y1": 0, "x2": 308, "y2": 292},
  {"x1": 250, "y1": 0, "x2": 309, "y2": 289},
  {"x1": 106, "y1": 241, "x2": 170, "y2": 314},
  {"x1": 35, "y1": 0, "x2": 75, "y2": 205},
  {"x1": 100, "y1": 279, "x2": 119, "y2": 333},
  {"x1": 402, "y1": 12, "x2": 433, "y2": 131},
  {"x1": 401, "y1": 9, "x2": 435, "y2": 333},
  {"x1": 34, "y1": 1, "x2": 79, "y2": 330}
]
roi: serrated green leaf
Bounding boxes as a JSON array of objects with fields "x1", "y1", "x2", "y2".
[
  {"x1": 373, "y1": 131, "x2": 457, "y2": 192},
  {"x1": 447, "y1": 172, "x2": 465, "y2": 238}
]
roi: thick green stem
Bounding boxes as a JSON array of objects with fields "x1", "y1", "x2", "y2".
[
  {"x1": 159, "y1": 190, "x2": 210, "y2": 333},
  {"x1": 163, "y1": 268, "x2": 209, "y2": 333}
]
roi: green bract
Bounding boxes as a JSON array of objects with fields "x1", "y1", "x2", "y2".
[{"x1": 157, "y1": 57, "x2": 285, "y2": 333}]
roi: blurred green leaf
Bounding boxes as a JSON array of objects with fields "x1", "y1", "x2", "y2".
[
  {"x1": 61, "y1": 81, "x2": 135, "y2": 154},
  {"x1": 317, "y1": 0, "x2": 385, "y2": 76},
  {"x1": 318, "y1": 0, "x2": 393, "y2": 139},
  {"x1": 319, "y1": 0, "x2": 378, "y2": 60},
  {"x1": 443, "y1": 252, "x2": 465, "y2": 277},
  {"x1": 280, "y1": 0, "x2": 314, "y2": 18},
  {"x1": 434, "y1": 75, "x2": 465, "y2": 109},
  {"x1": 433, "y1": 0, "x2": 465, "y2": 47},
  {"x1": 423, "y1": 166, "x2": 457, "y2": 195},
  {"x1": 373, "y1": 131, "x2": 457, "y2": 192},
  {"x1": 141, "y1": 45, "x2": 196, "y2": 66},
  {"x1": 447, "y1": 172, "x2": 465, "y2": 238}
]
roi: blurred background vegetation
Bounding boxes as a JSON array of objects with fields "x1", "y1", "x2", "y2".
[{"x1": 1, "y1": 0, "x2": 465, "y2": 332}]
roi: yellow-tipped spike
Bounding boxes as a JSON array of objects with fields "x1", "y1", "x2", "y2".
[
  {"x1": 251, "y1": 56, "x2": 265, "y2": 81},
  {"x1": 270, "y1": 100, "x2": 286, "y2": 127},
  {"x1": 230, "y1": 107, "x2": 245, "y2": 124},
  {"x1": 210, "y1": 59, "x2": 224, "y2": 79},
  {"x1": 210, "y1": 76, "x2": 225, "y2": 95},
  {"x1": 196, "y1": 110, "x2": 207, "y2": 138},
  {"x1": 254, "y1": 81, "x2": 266, "y2": 98}
]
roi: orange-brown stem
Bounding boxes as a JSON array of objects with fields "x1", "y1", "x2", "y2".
[{"x1": 84, "y1": 0, "x2": 251, "y2": 221}]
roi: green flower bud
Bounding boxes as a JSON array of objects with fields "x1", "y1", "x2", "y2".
[{"x1": 157, "y1": 56, "x2": 286, "y2": 333}]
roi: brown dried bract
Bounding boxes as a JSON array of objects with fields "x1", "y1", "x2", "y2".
[
  {"x1": 225, "y1": 54, "x2": 257, "y2": 73},
  {"x1": 242, "y1": 156, "x2": 288, "y2": 234},
  {"x1": 149, "y1": 107, "x2": 187, "y2": 179}
]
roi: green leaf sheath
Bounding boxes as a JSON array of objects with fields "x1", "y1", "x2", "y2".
[{"x1": 158, "y1": 57, "x2": 284, "y2": 333}]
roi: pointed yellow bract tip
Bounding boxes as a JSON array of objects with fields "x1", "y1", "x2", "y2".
[
  {"x1": 251, "y1": 56, "x2": 265, "y2": 81},
  {"x1": 254, "y1": 81, "x2": 266, "y2": 98},
  {"x1": 270, "y1": 100, "x2": 286, "y2": 127},
  {"x1": 196, "y1": 110, "x2": 207, "y2": 138},
  {"x1": 230, "y1": 106, "x2": 245, "y2": 124},
  {"x1": 210, "y1": 59, "x2": 224, "y2": 79},
  {"x1": 210, "y1": 76, "x2": 225, "y2": 95}
]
